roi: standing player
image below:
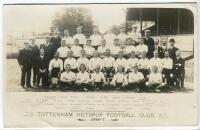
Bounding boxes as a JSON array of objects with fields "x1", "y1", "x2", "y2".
[
  {"x1": 17, "y1": 41, "x2": 32, "y2": 88},
  {"x1": 136, "y1": 38, "x2": 148, "y2": 58},
  {"x1": 98, "y1": 39, "x2": 108, "y2": 58},
  {"x1": 103, "y1": 28, "x2": 116, "y2": 46},
  {"x1": 59, "y1": 64, "x2": 76, "y2": 90},
  {"x1": 84, "y1": 39, "x2": 95, "y2": 58},
  {"x1": 117, "y1": 26, "x2": 128, "y2": 46},
  {"x1": 128, "y1": 24, "x2": 141, "y2": 44},
  {"x1": 57, "y1": 39, "x2": 70, "y2": 63},
  {"x1": 110, "y1": 38, "x2": 121, "y2": 58},
  {"x1": 71, "y1": 39, "x2": 82, "y2": 59},
  {"x1": 124, "y1": 38, "x2": 136, "y2": 57},
  {"x1": 90, "y1": 26, "x2": 102, "y2": 50},
  {"x1": 62, "y1": 29, "x2": 73, "y2": 48},
  {"x1": 73, "y1": 26, "x2": 86, "y2": 48},
  {"x1": 64, "y1": 50, "x2": 77, "y2": 73}
]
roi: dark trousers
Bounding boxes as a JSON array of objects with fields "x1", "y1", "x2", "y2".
[
  {"x1": 92, "y1": 82, "x2": 103, "y2": 90},
  {"x1": 32, "y1": 66, "x2": 38, "y2": 85},
  {"x1": 125, "y1": 82, "x2": 144, "y2": 91},
  {"x1": 175, "y1": 74, "x2": 184, "y2": 88},
  {"x1": 162, "y1": 69, "x2": 174, "y2": 86},
  {"x1": 51, "y1": 68, "x2": 60, "y2": 77},
  {"x1": 60, "y1": 57, "x2": 66, "y2": 64},
  {"x1": 103, "y1": 67, "x2": 114, "y2": 82},
  {"x1": 148, "y1": 83, "x2": 160, "y2": 92},
  {"x1": 37, "y1": 71, "x2": 49, "y2": 88},
  {"x1": 76, "y1": 83, "x2": 92, "y2": 91},
  {"x1": 138, "y1": 69, "x2": 149, "y2": 80},
  {"x1": 21, "y1": 66, "x2": 31, "y2": 87},
  {"x1": 59, "y1": 81, "x2": 75, "y2": 90}
]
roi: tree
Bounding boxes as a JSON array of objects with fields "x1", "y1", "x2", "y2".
[{"x1": 52, "y1": 8, "x2": 94, "y2": 38}]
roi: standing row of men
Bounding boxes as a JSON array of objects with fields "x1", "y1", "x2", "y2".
[{"x1": 17, "y1": 25, "x2": 185, "y2": 91}]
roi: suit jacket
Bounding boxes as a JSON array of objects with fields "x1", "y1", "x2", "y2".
[
  {"x1": 50, "y1": 36, "x2": 61, "y2": 49},
  {"x1": 17, "y1": 48, "x2": 32, "y2": 67},
  {"x1": 29, "y1": 44, "x2": 39, "y2": 66},
  {"x1": 168, "y1": 47, "x2": 179, "y2": 61},
  {"x1": 154, "y1": 45, "x2": 164, "y2": 58},
  {"x1": 173, "y1": 57, "x2": 185, "y2": 77},
  {"x1": 143, "y1": 37, "x2": 155, "y2": 59},
  {"x1": 44, "y1": 43, "x2": 56, "y2": 62},
  {"x1": 35, "y1": 55, "x2": 49, "y2": 71}
]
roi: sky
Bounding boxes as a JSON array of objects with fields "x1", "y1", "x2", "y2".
[{"x1": 4, "y1": 5, "x2": 126, "y2": 37}]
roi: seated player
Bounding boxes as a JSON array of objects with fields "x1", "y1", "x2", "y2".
[
  {"x1": 98, "y1": 39, "x2": 108, "y2": 58},
  {"x1": 89, "y1": 51, "x2": 103, "y2": 73},
  {"x1": 162, "y1": 51, "x2": 174, "y2": 87},
  {"x1": 84, "y1": 39, "x2": 95, "y2": 58},
  {"x1": 125, "y1": 51, "x2": 138, "y2": 73},
  {"x1": 145, "y1": 66, "x2": 166, "y2": 92},
  {"x1": 48, "y1": 52, "x2": 63, "y2": 88},
  {"x1": 90, "y1": 65, "x2": 107, "y2": 90},
  {"x1": 64, "y1": 50, "x2": 77, "y2": 73},
  {"x1": 71, "y1": 39, "x2": 82, "y2": 59},
  {"x1": 102, "y1": 49, "x2": 116, "y2": 82},
  {"x1": 138, "y1": 51, "x2": 150, "y2": 80},
  {"x1": 126, "y1": 65, "x2": 144, "y2": 91},
  {"x1": 149, "y1": 51, "x2": 163, "y2": 72},
  {"x1": 59, "y1": 64, "x2": 76, "y2": 90},
  {"x1": 115, "y1": 51, "x2": 127, "y2": 72},
  {"x1": 77, "y1": 50, "x2": 89, "y2": 72},
  {"x1": 136, "y1": 38, "x2": 148, "y2": 58},
  {"x1": 110, "y1": 65, "x2": 128, "y2": 90},
  {"x1": 57, "y1": 39, "x2": 70, "y2": 63},
  {"x1": 76, "y1": 64, "x2": 91, "y2": 91}
]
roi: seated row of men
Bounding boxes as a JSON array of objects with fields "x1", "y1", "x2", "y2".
[
  {"x1": 35, "y1": 47, "x2": 184, "y2": 91},
  {"x1": 57, "y1": 63, "x2": 168, "y2": 92}
]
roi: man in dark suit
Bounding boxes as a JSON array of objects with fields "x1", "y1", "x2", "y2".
[
  {"x1": 50, "y1": 31, "x2": 62, "y2": 50},
  {"x1": 143, "y1": 30, "x2": 155, "y2": 59},
  {"x1": 154, "y1": 39, "x2": 164, "y2": 58},
  {"x1": 173, "y1": 51, "x2": 185, "y2": 88},
  {"x1": 29, "y1": 38, "x2": 39, "y2": 86},
  {"x1": 168, "y1": 38, "x2": 179, "y2": 62},
  {"x1": 44, "y1": 35, "x2": 57, "y2": 64},
  {"x1": 36, "y1": 49, "x2": 49, "y2": 88},
  {"x1": 17, "y1": 41, "x2": 32, "y2": 88}
]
